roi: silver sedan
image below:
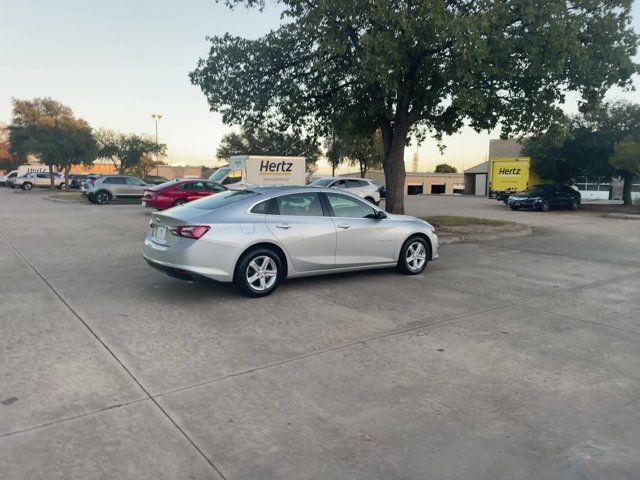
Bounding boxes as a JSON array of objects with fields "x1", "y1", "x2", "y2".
[{"x1": 143, "y1": 187, "x2": 439, "y2": 297}]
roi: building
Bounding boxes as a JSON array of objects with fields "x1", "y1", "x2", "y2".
[
  {"x1": 463, "y1": 161, "x2": 489, "y2": 196},
  {"x1": 345, "y1": 170, "x2": 465, "y2": 195}
]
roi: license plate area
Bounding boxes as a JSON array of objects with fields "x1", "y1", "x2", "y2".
[{"x1": 153, "y1": 225, "x2": 167, "y2": 242}]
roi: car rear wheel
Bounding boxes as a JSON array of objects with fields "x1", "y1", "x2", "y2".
[
  {"x1": 235, "y1": 248, "x2": 282, "y2": 297},
  {"x1": 95, "y1": 191, "x2": 112, "y2": 205},
  {"x1": 397, "y1": 236, "x2": 429, "y2": 275},
  {"x1": 22, "y1": 182, "x2": 33, "y2": 191},
  {"x1": 173, "y1": 198, "x2": 187, "y2": 207},
  {"x1": 539, "y1": 199, "x2": 550, "y2": 212},
  {"x1": 570, "y1": 198, "x2": 580, "y2": 210}
]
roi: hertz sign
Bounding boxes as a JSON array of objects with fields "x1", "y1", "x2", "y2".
[{"x1": 489, "y1": 157, "x2": 533, "y2": 193}]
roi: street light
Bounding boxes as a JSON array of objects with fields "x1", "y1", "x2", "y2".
[{"x1": 151, "y1": 114, "x2": 163, "y2": 175}]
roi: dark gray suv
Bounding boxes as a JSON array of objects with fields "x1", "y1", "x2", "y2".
[{"x1": 82, "y1": 175, "x2": 148, "y2": 204}]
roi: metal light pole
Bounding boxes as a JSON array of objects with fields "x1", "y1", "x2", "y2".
[{"x1": 151, "y1": 114, "x2": 163, "y2": 175}]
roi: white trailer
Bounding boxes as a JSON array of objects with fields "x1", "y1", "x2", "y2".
[
  {"x1": 209, "y1": 155, "x2": 306, "y2": 189},
  {"x1": 17, "y1": 164, "x2": 50, "y2": 177}
]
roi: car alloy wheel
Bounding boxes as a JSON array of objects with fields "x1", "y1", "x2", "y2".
[
  {"x1": 95, "y1": 191, "x2": 112, "y2": 205},
  {"x1": 22, "y1": 183, "x2": 33, "y2": 191},
  {"x1": 235, "y1": 248, "x2": 282, "y2": 297},
  {"x1": 571, "y1": 199, "x2": 579, "y2": 210},
  {"x1": 246, "y1": 256, "x2": 278, "y2": 292},
  {"x1": 398, "y1": 236, "x2": 428, "y2": 275},
  {"x1": 540, "y1": 200, "x2": 550, "y2": 212}
]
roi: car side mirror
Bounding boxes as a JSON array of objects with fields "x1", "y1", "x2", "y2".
[{"x1": 366, "y1": 210, "x2": 387, "y2": 220}]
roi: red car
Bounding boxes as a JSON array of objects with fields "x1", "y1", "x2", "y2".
[{"x1": 141, "y1": 179, "x2": 227, "y2": 210}]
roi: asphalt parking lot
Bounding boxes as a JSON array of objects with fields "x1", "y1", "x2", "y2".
[{"x1": 1, "y1": 189, "x2": 639, "y2": 480}]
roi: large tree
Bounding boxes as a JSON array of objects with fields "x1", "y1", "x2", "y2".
[
  {"x1": 434, "y1": 163, "x2": 457, "y2": 174},
  {"x1": 191, "y1": 0, "x2": 637, "y2": 213},
  {"x1": 96, "y1": 129, "x2": 166, "y2": 175},
  {"x1": 216, "y1": 126, "x2": 320, "y2": 165},
  {"x1": 524, "y1": 102, "x2": 640, "y2": 205},
  {"x1": 9, "y1": 98, "x2": 97, "y2": 189}
]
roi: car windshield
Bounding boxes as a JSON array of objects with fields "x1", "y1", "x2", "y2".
[
  {"x1": 309, "y1": 178, "x2": 334, "y2": 187},
  {"x1": 188, "y1": 189, "x2": 258, "y2": 210},
  {"x1": 209, "y1": 167, "x2": 231, "y2": 182}
]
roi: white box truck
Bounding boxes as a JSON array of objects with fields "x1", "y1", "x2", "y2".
[{"x1": 209, "y1": 155, "x2": 306, "y2": 189}]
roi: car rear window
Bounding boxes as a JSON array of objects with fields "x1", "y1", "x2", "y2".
[{"x1": 188, "y1": 190, "x2": 259, "y2": 210}]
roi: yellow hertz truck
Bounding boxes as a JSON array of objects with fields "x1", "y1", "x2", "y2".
[{"x1": 489, "y1": 157, "x2": 540, "y2": 201}]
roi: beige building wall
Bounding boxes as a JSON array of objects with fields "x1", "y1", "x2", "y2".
[
  {"x1": 344, "y1": 170, "x2": 465, "y2": 195},
  {"x1": 154, "y1": 165, "x2": 204, "y2": 179}
]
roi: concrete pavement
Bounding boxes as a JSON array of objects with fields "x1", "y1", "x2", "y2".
[{"x1": 1, "y1": 189, "x2": 639, "y2": 479}]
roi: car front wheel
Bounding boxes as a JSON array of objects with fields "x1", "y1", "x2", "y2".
[
  {"x1": 235, "y1": 248, "x2": 283, "y2": 297},
  {"x1": 22, "y1": 183, "x2": 33, "y2": 191},
  {"x1": 570, "y1": 198, "x2": 580, "y2": 210},
  {"x1": 94, "y1": 191, "x2": 112, "y2": 205},
  {"x1": 398, "y1": 236, "x2": 429, "y2": 275},
  {"x1": 510, "y1": 206, "x2": 520, "y2": 211},
  {"x1": 539, "y1": 199, "x2": 550, "y2": 212}
]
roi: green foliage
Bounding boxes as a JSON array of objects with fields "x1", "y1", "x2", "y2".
[
  {"x1": 524, "y1": 102, "x2": 640, "y2": 205},
  {"x1": 96, "y1": 129, "x2": 166, "y2": 174},
  {"x1": 192, "y1": 0, "x2": 638, "y2": 212},
  {"x1": 610, "y1": 137, "x2": 640, "y2": 177},
  {"x1": 216, "y1": 126, "x2": 320, "y2": 165},
  {"x1": 434, "y1": 164, "x2": 457, "y2": 174},
  {"x1": 9, "y1": 98, "x2": 98, "y2": 188}
]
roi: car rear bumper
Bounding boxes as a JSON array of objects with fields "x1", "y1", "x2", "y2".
[{"x1": 143, "y1": 233, "x2": 238, "y2": 283}]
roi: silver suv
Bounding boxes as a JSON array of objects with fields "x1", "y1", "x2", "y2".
[
  {"x1": 309, "y1": 177, "x2": 381, "y2": 204},
  {"x1": 82, "y1": 175, "x2": 148, "y2": 204},
  {"x1": 13, "y1": 172, "x2": 65, "y2": 190}
]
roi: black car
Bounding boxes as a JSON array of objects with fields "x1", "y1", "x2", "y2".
[
  {"x1": 143, "y1": 175, "x2": 169, "y2": 185},
  {"x1": 68, "y1": 174, "x2": 89, "y2": 189},
  {"x1": 507, "y1": 184, "x2": 581, "y2": 212}
]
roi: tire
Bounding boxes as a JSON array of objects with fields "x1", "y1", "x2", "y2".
[
  {"x1": 539, "y1": 199, "x2": 550, "y2": 212},
  {"x1": 397, "y1": 235, "x2": 429, "y2": 275},
  {"x1": 58, "y1": 183, "x2": 66, "y2": 190},
  {"x1": 570, "y1": 198, "x2": 580, "y2": 210},
  {"x1": 364, "y1": 196, "x2": 375, "y2": 204},
  {"x1": 173, "y1": 198, "x2": 187, "y2": 207},
  {"x1": 22, "y1": 182, "x2": 33, "y2": 191},
  {"x1": 94, "y1": 191, "x2": 112, "y2": 205},
  {"x1": 234, "y1": 248, "x2": 283, "y2": 297},
  {"x1": 510, "y1": 206, "x2": 520, "y2": 211}
]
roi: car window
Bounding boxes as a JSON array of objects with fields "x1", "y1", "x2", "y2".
[
  {"x1": 125, "y1": 177, "x2": 145, "y2": 186},
  {"x1": 222, "y1": 169, "x2": 243, "y2": 185},
  {"x1": 309, "y1": 178, "x2": 334, "y2": 187},
  {"x1": 250, "y1": 199, "x2": 270, "y2": 214},
  {"x1": 204, "y1": 182, "x2": 226, "y2": 192},
  {"x1": 326, "y1": 193, "x2": 376, "y2": 218},
  {"x1": 104, "y1": 177, "x2": 126, "y2": 185},
  {"x1": 36, "y1": 173, "x2": 48, "y2": 178},
  {"x1": 274, "y1": 193, "x2": 324, "y2": 216},
  {"x1": 346, "y1": 179, "x2": 361, "y2": 188},
  {"x1": 333, "y1": 179, "x2": 346, "y2": 188},
  {"x1": 180, "y1": 181, "x2": 205, "y2": 191},
  {"x1": 359, "y1": 180, "x2": 370, "y2": 187}
]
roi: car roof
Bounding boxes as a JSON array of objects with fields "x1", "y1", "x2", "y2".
[{"x1": 316, "y1": 176, "x2": 369, "y2": 181}]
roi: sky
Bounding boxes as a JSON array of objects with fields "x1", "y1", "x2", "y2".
[{"x1": 2, "y1": 0, "x2": 640, "y2": 174}]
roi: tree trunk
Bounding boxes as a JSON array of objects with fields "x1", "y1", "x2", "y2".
[
  {"x1": 48, "y1": 164, "x2": 55, "y2": 189},
  {"x1": 381, "y1": 128, "x2": 408, "y2": 214},
  {"x1": 331, "y1": 163, "x2": 335, "y2": 176},
  {"x1": 64, "y1": 162, "x2": 71, "y2": 191},
  {"x1": 622, "y1": 171, "x2": 634, "y2": 206},
  {"x1": 359, "y1": 160, "x2": 367, "y2": 178}
]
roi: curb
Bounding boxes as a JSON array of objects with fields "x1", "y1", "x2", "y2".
[
  {"x1": 438, "y1": 224, "x2": 532, "y2": 245},
  {"x1": 606, "y1": 213, "x2": 640, "y2": 221}
]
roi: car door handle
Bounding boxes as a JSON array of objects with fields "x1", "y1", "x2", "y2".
[
  {"x1": 337, "y1": 224, "x2": 351, "y2": 229},
  {"x1": 276, "y1": 224, "x2": 291, "y2": 229}
]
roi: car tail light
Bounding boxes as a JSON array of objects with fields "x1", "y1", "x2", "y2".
[{"x1": 169, "y1": 225, "x2": 210, "y2": 239}]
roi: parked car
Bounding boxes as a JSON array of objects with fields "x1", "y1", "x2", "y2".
[
  {"x1": 141, "y1": 179, "x2": 227, "y2": 210},
  {"x1": 68, "y1": 174, "x2": 89, "y2": 189},
  {"x1": 82, "y1": 175, "x2": 148, "y2": 204},
  {"x1": 507, "y1": 184, "x2": 581, "y2": 212},
  {"x1": 1, "y1": 170, "x2": 18, "y2": 186},
  {"x1": 13, "y1": 172, "x2": 66, "y2": 190},
  {"x1": 143, "y1": 175, "x2": 169, "y2": 185},
  {"x1": 309, "y1": 177, "x2": 381, "y2": 204},
  {"x1": 144, "y1": 187, "x2": 438, "y2": 297}
]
